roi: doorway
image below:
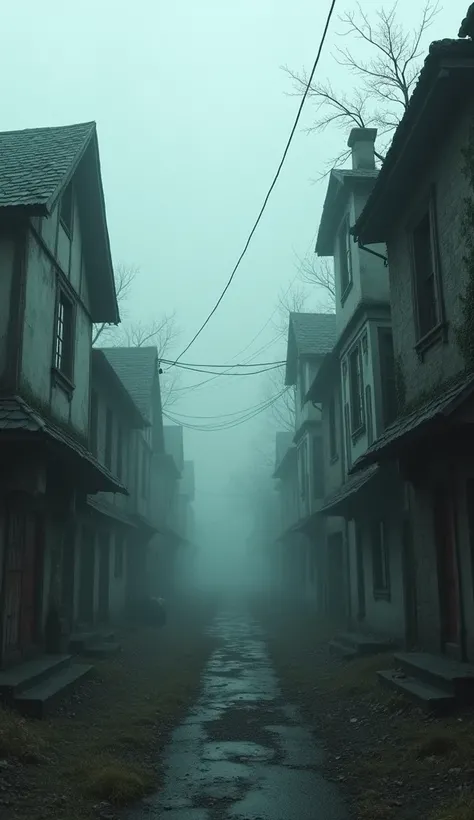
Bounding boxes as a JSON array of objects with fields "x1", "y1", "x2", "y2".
[
  {"x1": 402, "y1": 516, "x2": 418, "y2": 649},
  {"x1": 98, "y1": 532, "x2": 110, "y2": 624},
  {"x1": 79, "y1": 527, "x2": 95, "y2": 625},
  {"x1": 61, "y1": 522, "x2": 76, "y2": 631},
  {"x1": 355, "y1": 524, "x2": 366, "y2": 622},
  {"x1": 434, "y1": 487, "x2": 460, "y2": 651}
]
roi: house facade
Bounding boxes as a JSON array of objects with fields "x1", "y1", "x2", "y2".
[
  {"x1": 307, "y1": 128, "x2": 407, "y2": 641},
  {"x1": 273, "y1": 431, "x2": 299, "y2": 593},
  {"x1": 0, "y1": 122, "x2": 125, "y2": 667},
  {"x1": 352, "y1": 37, "x2": 474, "y2": 660},
  {"x1": 283, "y1": 312, "x2": 337, "y2": 606}
]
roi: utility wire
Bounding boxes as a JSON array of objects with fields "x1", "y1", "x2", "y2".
[
  {"x1": 160, "y1": 358, "x2": 286, "y2": 368},
  {"x1": 167, "y1": 0, "x2": 337, "y2": 368},
  {"x1": 169, "y1": 391, "x2": 288, "y2": 420},
  {"x1": 163, "y1": 388, "x2": 288, "y2": 432},
  {"x1": 170, "y1": 362, "x2": 284, "y2": 377}
]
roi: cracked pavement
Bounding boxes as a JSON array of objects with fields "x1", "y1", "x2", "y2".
[{"x1": 127, "y1": 605, "x2": 349, "y2": 820}]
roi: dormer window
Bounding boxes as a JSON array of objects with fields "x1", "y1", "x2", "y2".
[
  {"x1": 338, "y1": 214, "x2": 353, "y2": 302},
  {"x1": 60, "y1": 181, "x2": 74, "y2": 236}
]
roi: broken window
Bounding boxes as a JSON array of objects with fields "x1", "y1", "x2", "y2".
[
  {"x1": 60, "y1": 181, "x2": 74, "y2": 236},
  {"x1": 54, "y1": 290, "x2": 74, "y2": 380},
  {"x1": 338, "y1": 214, "x2": 353, "y2": 300},
  {"x1": 371, "y1": 520, "x2": 390, "y2": 599},
  {"x1": 349, "y1": 344, "x2": 364, "y2": 433},
  {"x1": 411, "y1": 198, "x2": 441, "y2": 339}
]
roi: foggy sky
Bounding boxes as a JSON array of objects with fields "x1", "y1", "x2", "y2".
[{"x1": 2, "y1": 0, "x2": 466, "y2": 546}]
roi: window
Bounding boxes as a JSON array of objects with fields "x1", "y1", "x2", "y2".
[
  {"x1": 54, "y1": 290, "x2": 74, "y2": 380},
  {"x1": 117, "y1": 426, "x2": 123, "y2": 480},
  {"x1": 312, "y1": 436, "x2": 324, "y2": 497},
  {"x1": 299, "y1": 442, "x2": 307, "y2": 500},
  {"x1": 344, "y1": 403, "x2": 352, "y2": 471},
  {"x1": 89, "y1": 389, "x2": 99, "y2": 457},
  {"x1": 105, "y1": 408, "x2": 113, "y2": 470},
  {"x1": 114, "y1": 535, "x2": 124, "y2": 579},
  {"x1": 338, "y1": 215, "x2": 353, "y2": 300},
  {"x1": 365, "y1": 384, "x2": 373, "y2": 446},
  {"x1": 60, "y1": 181, "x2": 74, "y2": 235},
  {"x1": 411, "y1": 201, "x2": 441, "y2": 339},
  {"x1": 328, "y1": 394, "x2": 338, "y2": 461},
  {"x1": 378, "y1": 328, "x2": 398, "y2": 428},
  {"x1": 371, "y1": 520, "x2": 390, "y2": 599},
  {"x1": 349, "y1": 344, "x2": 364, "y2": 433}
]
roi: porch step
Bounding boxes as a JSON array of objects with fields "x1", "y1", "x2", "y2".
[
  {"x1": 82, "y1": 641, "x2": 121, "y2": 658},
  {"x1": 335, "y1": 631, "x2": 395, "y2": 657},
  {"x1": 0, "y1": 655, "x2": 72, "y2": 698},
  {"x1": 394, "y1": 652, "x2": 474, "y2": 702},
  {"x1": 329, "y1": 640, "x2": 358, "y2": 660},
  {"x1": 378, "y1": 669, "x2": 454, "y2": 714},
  {"x1": 15, "y1": 663, "x2": 94, "y2": 719}
]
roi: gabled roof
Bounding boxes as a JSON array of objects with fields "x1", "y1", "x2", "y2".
[
  {"x1": 101, "y1": 347, "x2": 158, "y2": 423},
  {"x1": 350, "y1": 372, "x2": 474, "y2": 474},
  {"x1": 164, "y1": 425, "x2": 184, "y2": 474},
  {"x1": 0, "y1": 396, "x2": 126, "y2": 494},
  {"x1": 316, "y1": 168, "x2": 379, "y2": 256},
  {"x1": 353, "y1": 38, "x2": 474, "y2": 245},
  {"x1": 0, "y1": 121, "x2": 118, "y2": 323},
  {"x1": 285, "y1": 312, "x2": 337, "y2": 385},
  {"x1": 92, "y1": 349, "x2": 148, "y2": 429}
]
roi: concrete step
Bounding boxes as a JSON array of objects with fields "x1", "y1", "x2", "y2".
[
  {"x1": 83, "y1": 641, "x2": 121, "y2": 658},
  {"x1": 378, "y1": 669, "x2": 455, "y2": 714},
  {"x1": 15, "y1": 662, "x2": 94, "y2": 719},
  {"x1": 0, "y1": 655, "x2": 72, "y2": 699},
  {"x1": 337, "y1": 631, "x2": 395, "y2": 656},
  {"x1": 394, "y1": 652, "x2": 474, "y2": 701},
  {"x1": 328, "y1": 640, "x2": 357, "y2": 660}
]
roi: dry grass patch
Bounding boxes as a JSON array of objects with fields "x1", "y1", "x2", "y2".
[
  {"x1": 79, "y1": 757, "x2": 153, "y2": 805},
  {"x1": 0, "y1": 707, "x2": 46, "y2": 762},
  {"x1": 433, "y1": 796, "x2": 474, "y2": 820}
]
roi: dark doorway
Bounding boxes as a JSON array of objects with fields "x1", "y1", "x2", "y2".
[
  {"x1": 98, "y1": 532, "x2": 110, "y2": 624},
  {"x1": 355, "y1": 524, "x2": 366, "y2": 621},
  {"x1": 79, "y1": 527, "x2": 95, "y2": 625},
  {"x1": 434, "y1": 487, "x2": 460, "y2": 651},
  {"x1": 327, "y1": 532, "x2": 345, "y2": 619},
  {"x1": 61, "y1": 522, "x2": 76, "y2": 631},
  {"x1": 402, "y1": 516, "x2": 418, "y2": 649}
]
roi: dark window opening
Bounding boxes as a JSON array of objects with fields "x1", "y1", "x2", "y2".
[
  {"x1": 117, "y1": 426, "x2": 123, "y2": 480},
  {"x1": 312, "y1": 436, "x2": 324, "y2": 497},
  {"x1": 349, "y1": 345, "x2": 364, "y2": 432},
  {"x1": 60, "y1": 181, "x2": 74, "y2": 235},
  {"x1": 328, "y1": 394, "x2": 338, "y2": 461},
  {"x1": 371, "y1": 520, "x2": 390, "y2": 599},
  {"x1": 412, "y1": 209, "x2": 439, "y2": 338},
  {"x1": 338, "y1": 215, "x2": 352, "y2": 298},
  {"x1": 378, "y1": 328, "x2": 398, "y2": 428},
  {"x1": 89, "y1": 389, "x2": 99, "y2": 457},
  {"x1": 114, "y1": 536, "x2": 124, "y2": 579},
  {"x1": 54, "y1": 291, "x2": 74, "y2": 380},
  {"x1": 105, "y1": 408, "x2": 113, "y2": 470}
]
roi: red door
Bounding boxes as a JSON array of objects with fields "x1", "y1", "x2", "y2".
[{"x1": 434, "y1": 488, "x2": 460, "y2": 648}]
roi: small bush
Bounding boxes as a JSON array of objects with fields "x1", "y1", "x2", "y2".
[{"x1": 84, "y1": 761, "x2": 151, "y2": 805}]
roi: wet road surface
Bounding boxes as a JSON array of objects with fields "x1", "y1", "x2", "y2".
[{"x1": 128, "y1": 607, "x2": 349, "y2": 820}]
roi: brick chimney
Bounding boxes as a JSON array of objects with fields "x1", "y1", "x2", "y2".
[{"x1": 347, "y1": 128, "x2": 377, "y2": 170}]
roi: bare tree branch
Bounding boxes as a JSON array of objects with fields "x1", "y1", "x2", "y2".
[
  {"x1": 92, "y1": 264, "x2": 138, "y2": 345},
  {"x1": 282, "y1": 1, "x2": 440, "y2": 172}
]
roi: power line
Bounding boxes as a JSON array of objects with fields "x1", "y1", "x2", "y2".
[
  {"x1": 171, "y1": 362, "x2": 284, "y2": 377},
  {"x1": 163, "y1": 388, "x2": 288, "y2": 432},
  {"x1": 167, "y1": 0, "x2": 337, "y2": 367},
  {"x1": 161, "y1": 358, "x2": 286, "y2": 369},
  {"x1": 169, "y1": 392, "x2": 287, "y2": 420}
]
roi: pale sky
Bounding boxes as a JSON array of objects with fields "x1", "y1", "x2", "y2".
[{"x1": 2, "y1": 0, "x2": 468, "y2": 545}]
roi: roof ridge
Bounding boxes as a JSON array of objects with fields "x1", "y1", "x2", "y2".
[{"x1": 0, "y1": 121, "x2": 96, "y2": 137}]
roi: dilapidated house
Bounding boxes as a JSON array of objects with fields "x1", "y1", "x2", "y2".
[
  {"x1": 0, "y1": 122, "x2": 125, "y2": 674},
  {"x1": 351, "y1": 37, "x2": 474, "y2": 680}
]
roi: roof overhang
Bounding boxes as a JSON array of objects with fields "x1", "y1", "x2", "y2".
[
  {"x1": 92, "y1": 350, "x2": 149, "y2": 428},
  {"x1": 320, "y1": 465, "x2": 379, "y2": 517},
  {"x1": 353, "y1": 49, "x2": 474, "y2": 246},
  {"x1": 316, "y1": 171, "x2": 378, "y2": 256},
  {"x1": 86, "y1": 495, "x2": 138, "y2": 526}
]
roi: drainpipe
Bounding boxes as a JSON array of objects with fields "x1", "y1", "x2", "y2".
[{"x1": 356, "y1": 240, "x2": 388, "y2": 267}]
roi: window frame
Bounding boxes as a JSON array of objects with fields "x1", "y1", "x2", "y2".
[
  {"x1": 328, "y1": 393, "x2": 338, "y2": 462},
  {"x1": 371, "y1": 520, "x2": 391, "y2": 600},
  {"x1": 409, "y1": 187, "x2": 445, "y2": 354},
  {"x1": 378, "y1": 327, "x2": 398, "y2": 429},
  {"x1": 338, "y1": 213, "x2": 353, "y2": 304},
  {"x1": 53, "y1": 285, "x2": 75, "y2": 389},
  {"x1": 348, "y1": 341, "x2": 365, "y2": 437}
]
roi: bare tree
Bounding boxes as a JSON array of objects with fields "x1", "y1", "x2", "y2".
[
  {"x1": 283, "y1": 1, "x2": 440, "y2": 172},
  {"x1": 92, "y1": 264, "x2": 138, "y2": 345},
  {"x1": 297, "y1": 255, "x2": 335, "y2": 310}
]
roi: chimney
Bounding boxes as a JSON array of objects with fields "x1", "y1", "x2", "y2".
[{"x1": 347, "y1": 127, "x2": 377, "y2": 170}]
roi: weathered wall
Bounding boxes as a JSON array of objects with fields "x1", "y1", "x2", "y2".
[{"x1": 0, "y1": 236, "x2": 15, "y2": 382}]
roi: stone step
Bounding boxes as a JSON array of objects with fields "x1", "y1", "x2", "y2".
[
  {"x1": 15, "y1": 662, "x2": 94, "y2": 719},
  {"x1": 83, "y1": 641, "x2": 121, "y2": 659},
  {"x1": 328, "y1": 640, "x2": 357, "y2": 660},
  {"x1": 394, "y1": 652, "x2": 474, "y2": 701},
  {"x1": 0, "y1": 655, "x2": 72, "y2": 699},
  {"x1": 336, "y1": 631, "x2": 394, "y2": 656},
  {"x1": 378, "y1": 669, "x2": 455, "y2": 714}
]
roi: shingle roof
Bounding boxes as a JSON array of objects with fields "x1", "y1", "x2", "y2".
[
  {"x1": 0, "y1": 396, "x2": 126, "y2": 493},
  {"x1": 92, "y1": 350, "x2": 147, "y2": 428},
  {"x1": 100, "y1": 347, "x2": 157, "y2": 422},
  {"x1": 289, "y1": 312, "x2": 337, "y2": 355},
  {"x1": 0, "y1": 122, "x2": 95, "y2": 210},
  {"x1": 351, "y1": 373, "x2": 474, "y2": 474},
  {"x1": 320, "y1": 464, "x2": 379, "y2": 515}
]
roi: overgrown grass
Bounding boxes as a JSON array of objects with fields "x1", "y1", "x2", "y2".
[
  {"x1": 0, "y1": 707, "x2": 46, "y2": 762},
  {"x1": 7, "y1": 596, "x2": 217, "y2": 819}
]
